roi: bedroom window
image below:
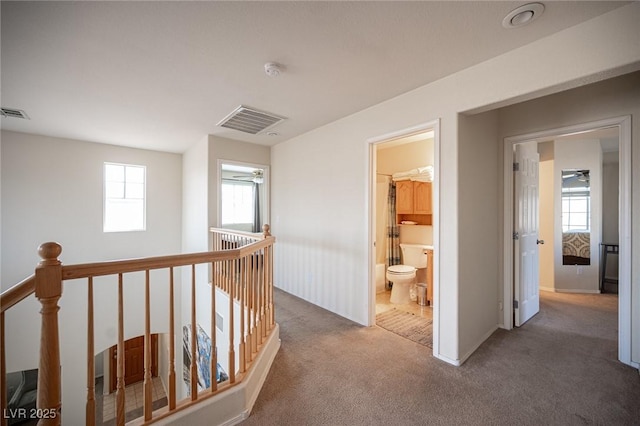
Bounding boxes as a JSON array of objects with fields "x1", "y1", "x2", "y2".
[{"x1": 104, "y1": 163, "x2": 146, "y2": 232}]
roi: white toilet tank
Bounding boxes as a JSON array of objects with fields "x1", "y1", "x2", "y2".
[{"x1": 400, "y1": 243, "x2": 429, "y2": 268}]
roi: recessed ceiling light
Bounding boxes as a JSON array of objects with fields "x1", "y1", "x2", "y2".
[{"x1": 502, "y1": 3, "x2": 544, "y2": 28}]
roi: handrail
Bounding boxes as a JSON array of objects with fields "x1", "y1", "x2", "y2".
[
  {"x1": 209, "y1": 224, "x2": 271, "y2": 240},
  {"x1": 60, "y1": 237, "x2": 274, "y2": 280},
  {"x1": 1, "y1": 225, "x2": 276, "y2": 426},
  {"x1": 0, "y1": 275, "x2": 36, "y2": 313}
]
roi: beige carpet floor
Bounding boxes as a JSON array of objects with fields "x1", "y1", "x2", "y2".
[{"x1": 241, "y1": 289, "x2": 640, "y2": 425}]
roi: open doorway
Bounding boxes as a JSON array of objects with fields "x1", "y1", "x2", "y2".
[
  {"x1": 217, "y1": 160, "x2": 270, "y2": 232},
  {"x1": 503, "y1": 116, "x2": 633, "y2": 367},
  {"x1": 367, "y1": 120, "x2": 440, "y2": 355}
]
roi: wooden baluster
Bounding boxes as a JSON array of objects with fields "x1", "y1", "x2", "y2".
[
  {"x1": 228, "y1": 260, "x2": 235, "y2": 383},
  {"x1": 168, "y1": 267, "x2": 176, "y2": 409},
  {"x1": 86, "y1": 277, "x2": 96, "y2": 426},
  {"x1": 143, "y1": 270, "x2": 152, "y2": 421},
  {"x1": 263, "y1": 245, "x2": 271, "y2": 331},
  {"x1": 1, "y1": 311, "x2": 6, "y2": 426},
  {"x1": 210, "y1": 262, "x2": 217, "y2": 392},
  {"x1": 258, "y1": 250, "x2": 265, "y2": 344},
  {"x1": 269, "y1": 244, "x2": 275, "y2": 327},
  {"x1": 250, "y1": 255, "x2": 257, "y2": 358},
  {"x1": 35, "y1": 242, "x2": 63, "y2": 426},
  {"x1": 238, "y1": 256, "x2": 246, "y2": 373},
  {"x1": 116, "y1": 274, "x2": 125, "y2": 426},
  {"x1": 190, "y1": 265, "x2": 197, "y2": 400}
]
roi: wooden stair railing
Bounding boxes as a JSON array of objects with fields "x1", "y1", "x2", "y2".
[{"x1": 1, "y1": 225, "x2": 275, "y2": 426}]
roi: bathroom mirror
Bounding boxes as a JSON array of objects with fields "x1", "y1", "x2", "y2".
[
  {"x1": 219, "y1": 162, "x2": 269, "y2": 233},
  {"x1": 561, "y1": 169, "x2": 590, "y2": 265}
]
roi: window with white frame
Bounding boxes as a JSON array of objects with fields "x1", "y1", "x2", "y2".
[
  {"x1": 104, "y1": 163, "x2": 146, "y2": 232},
  {"x1": 221, "y1": 180, "x2": 255, "y2": 228}
]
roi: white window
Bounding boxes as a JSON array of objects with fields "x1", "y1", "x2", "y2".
[
  {"x1": 104, "y1": 163, "x2": 146, "y2": 232},
  {"x1": 221, "y1": 180, "x2": 254, "y2": 228}
]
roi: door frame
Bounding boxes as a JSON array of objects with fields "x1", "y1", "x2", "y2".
[
  {"x1": 108, "y1": 334, "x2": 159, "y2": 393},
  {"x1": 366, "y1": 119, "x2": 440, "y2": 357},
  {"x1": 502, "y1": 116, "x2": 634, "y2": 367}
]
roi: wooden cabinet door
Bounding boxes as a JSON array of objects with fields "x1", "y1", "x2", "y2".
[
  {"x1": 414, "y1": 182, "x2": 432, "y2": 214},
  {"x1": 395, "y1": 180, "x2": 414, "y2": 214}
]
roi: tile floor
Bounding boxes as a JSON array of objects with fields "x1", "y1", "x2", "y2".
[
  {"x1": 375, "y1": 288, "x2": 433, "y2": 320},
  {"x1": 100, "y1": 376, "x2": 167, "y2": 423}
]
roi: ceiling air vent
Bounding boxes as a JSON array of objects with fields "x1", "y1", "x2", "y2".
[
  {"x1": 217, "y1": 105, "x2": 285, "y2": 135},
  {"x1": 1, "y1": 107, "x2": 30, "y2": 120}
]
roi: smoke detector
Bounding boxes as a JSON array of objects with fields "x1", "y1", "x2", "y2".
[
  {"x1": 264, "y1": 62, "x2": 283, "y2": 77},
  {"x1": 502, "y1": 3, "x2": 544, "y2": 28}
]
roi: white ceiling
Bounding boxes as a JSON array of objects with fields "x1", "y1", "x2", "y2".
[{"x1": 1, "y1": 1, "x2": 630, "y2": 153}]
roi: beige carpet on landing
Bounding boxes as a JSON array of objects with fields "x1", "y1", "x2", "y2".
[{"x1": 241, "y1": 289, "x2": 640, "y2": 425}]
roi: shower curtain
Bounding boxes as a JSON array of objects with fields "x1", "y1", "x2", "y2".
[{"x1": 387, "y1": 181, "x2": 400, "y2": 288}]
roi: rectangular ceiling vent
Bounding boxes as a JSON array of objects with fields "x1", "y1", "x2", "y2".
[
  {"x1": 1, "y1": 107, "x2": 30, "y2": 120},
  {"x1": 217, "y1": 105, "x2": 285, "y2": 135}
]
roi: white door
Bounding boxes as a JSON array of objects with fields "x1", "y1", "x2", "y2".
[{"x1": 514, "y1": 142, "x2": 540, "y2": 326}]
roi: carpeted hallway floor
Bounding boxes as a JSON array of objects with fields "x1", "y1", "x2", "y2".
[{"x1": 241, "y1": 289, "x2": 640, "y2": 425}]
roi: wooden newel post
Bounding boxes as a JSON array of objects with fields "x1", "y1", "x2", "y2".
[
  {"x1": 35, "y1": 242, "x2": 63, "y2": 426},
  {"x1": 262, "y1": 224, "x2": 271, "y2": 238}
]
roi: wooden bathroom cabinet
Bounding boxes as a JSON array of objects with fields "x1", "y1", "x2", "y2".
[{"x1": 396, "y1": 181, "x2": 432, "y2": 225}]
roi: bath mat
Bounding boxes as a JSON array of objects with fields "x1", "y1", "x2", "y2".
[{"x1": 376, "y1": 309, "x2": 433, "y2": 348}]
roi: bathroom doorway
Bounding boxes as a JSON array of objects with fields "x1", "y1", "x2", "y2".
[{"x1": 367, "y1": 120, "x2": 440, "y2": 355}]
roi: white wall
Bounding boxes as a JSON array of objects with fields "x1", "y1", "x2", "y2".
[
  {"x1": 538, "y1": 142, "x2": 555, "y2": 290},
  {"x1": 457, "y1": 111, "x2": 500, "y2": 359},
  {"x1": 553, "y1": 139, "x2": 602, "y2": 292},
  {"x1": 271, "y1": 3, "x2": 640, "y2": 364},
  {"x1": 0, "y1": 130, "x2": 183, "y2": 423}
]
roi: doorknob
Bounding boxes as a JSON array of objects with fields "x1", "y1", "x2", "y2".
[{"x1": 537, "y1": 239, "x2": 545, "y2": 245}]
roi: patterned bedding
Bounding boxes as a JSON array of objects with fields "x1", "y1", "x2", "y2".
[{"x1": 562, "y1": 232, "x2": 590, "y2": 258}]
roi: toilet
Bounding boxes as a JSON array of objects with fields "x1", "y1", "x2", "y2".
[{"x1": 386, "y1": 243, "x2": 429, "y2": 304}]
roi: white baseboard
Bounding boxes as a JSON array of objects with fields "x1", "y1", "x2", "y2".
[
  {"x1": 434, "y1": 353, "x2": 460, "y2": 366},
  {"x1": 540, "y1": 287, "x2": 600, "y2": 294}
]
